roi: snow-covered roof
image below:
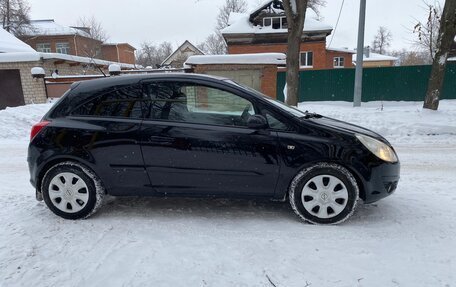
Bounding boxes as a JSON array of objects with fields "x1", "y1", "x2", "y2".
[
  {"x1": 327, "y1": 47, "x2": 356, "y2": 54},
  {"x1": 102, "y1": 43, "x2": 136, "y2": 50},
  {"x1": 352, "y1": 52, "x2": 398, "y2": 62},
  {"x1": 0, "y1": 52, "x2": 136, "y2": 68},
  {"x1": 222, "y1": 7, "x2": 332, "y2": 35},
  {"x1": 23, "y1": 20, "x2": 92, "y2": 38},
  {"x1": 0, "y1": 27, "x2": 35, "y2": 53},
  {"x1": 185, "y1": 53, "x2": 286, "y2": 65}
]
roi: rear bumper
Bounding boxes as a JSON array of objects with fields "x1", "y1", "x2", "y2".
[
  {"x1": 362, "y1": 161, "x2": 400, "y2": 204},
  {"x1": 27, "y1": 145, "x2": 39, "y2": 189}
]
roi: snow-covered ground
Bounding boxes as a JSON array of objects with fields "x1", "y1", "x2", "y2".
[{"x1": 1, "y1": 100, "x2": 455, "y2": 286}]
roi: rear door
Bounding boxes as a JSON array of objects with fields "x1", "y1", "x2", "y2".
[{"x1": 139, "y1": 80, "x2": 280, "y2": 196}]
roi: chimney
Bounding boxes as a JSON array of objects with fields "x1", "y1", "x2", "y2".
[{"x1": 363, "y1": 46, "x2": 370, "y2": 58}]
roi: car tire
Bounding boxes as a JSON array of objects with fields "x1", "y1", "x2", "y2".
[
  {"x1": 41, "y1": 161, "x2": 105, "y2": 219},
  {"x1": 289, "y1": 163, "x2": 359, "y2": 225}
]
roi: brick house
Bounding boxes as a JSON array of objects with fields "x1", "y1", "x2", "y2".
[
  {"x1": 19, "y1": 20, "x2": 136, "y2": 65},
  {"x1": 221, "y1": 0, "x2": 354, "y2": 70},
  {"x1": 101, "y1": 43, "x2": 136, "y2": 65}
]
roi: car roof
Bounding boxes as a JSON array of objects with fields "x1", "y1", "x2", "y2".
[{"x1": 71, "y1": 73, "x2": 231, "y2": 94}]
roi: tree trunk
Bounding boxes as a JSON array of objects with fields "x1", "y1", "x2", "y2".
[
  {"x1": 6, "y1": 0, "x2": 10, "y2": 32},
  {"x1": 283, "y1": 0, "x2": 308, "y2": 106},
  {"x1": 423, "y1": 0, "x2": 456, "y2": 110}
]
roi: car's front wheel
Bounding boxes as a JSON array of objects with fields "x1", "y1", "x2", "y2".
[
  {"x1": 41, "y1": 161, "x2": 105, "y2": 219},
  {"x1": 289, "y1": 163, "x2": 359, "y2": 225}
]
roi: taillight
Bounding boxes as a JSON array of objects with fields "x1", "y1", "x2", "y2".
[{"x1": 30, "y1": 120, "x2": 51, "y2": 141}]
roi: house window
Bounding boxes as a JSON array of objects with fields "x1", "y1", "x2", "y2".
[
  {"x1": 334, "y1": 57, "x2": 345, "y2": 68},
  {"x1": 56, "y1": 42, "x2": 70, "y2": 54},
  {"x1": 263, "y1": 16, "x2": 287, "y2": 29},
  {"x1": 300, "y1": 51, "x2": 313, "y2": 67},
  {"x1": 36, "y1": 43, "x2": 51, "y2": 53}
]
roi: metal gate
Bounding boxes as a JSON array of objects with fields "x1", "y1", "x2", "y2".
[{"x1": 0, "y1": 69, "x2": 25, "y2": 109}]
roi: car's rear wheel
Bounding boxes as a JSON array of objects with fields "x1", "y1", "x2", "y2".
[
  {"x1": 289, "y1": 163, "x2": 359, "y2": 225},
  {"x1": 41, "y1": 161, "x2": 105, "y2": 219}
]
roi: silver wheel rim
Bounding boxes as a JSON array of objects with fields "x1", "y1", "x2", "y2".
[
  {"x1": 301, "y1": 175, "x2": 349, "y2": 219},
  {"x1": 48, "y1": 172, "x2": 89, "y2": 213}
]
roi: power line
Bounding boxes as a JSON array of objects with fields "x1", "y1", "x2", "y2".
[{"x1": 328, "y1": 0, "x2": 345, "y2": 48}]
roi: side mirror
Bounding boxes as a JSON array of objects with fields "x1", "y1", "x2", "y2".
[{"x1": 247, "y1": 115, "x2": 268, "y2": 129}]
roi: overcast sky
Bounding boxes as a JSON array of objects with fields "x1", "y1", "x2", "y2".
[{"x1": 27, "y1": 0, "x2": 444, "y2": 52}]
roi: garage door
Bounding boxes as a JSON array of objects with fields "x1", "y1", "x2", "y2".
[
  {"x1": 206, "y1": 70, "x2": 261, "y2": 91},
  {"x1": 0, "y1": 69, "x2": 25, "y2": 110}
]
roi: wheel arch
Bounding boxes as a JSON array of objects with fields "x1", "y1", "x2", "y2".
[
  {"x1": 36, "y1": 156, "x2": 106, "y2": 195},
  {"x1": 284, "y1": 160, "x2": 367, "y2": 201}
]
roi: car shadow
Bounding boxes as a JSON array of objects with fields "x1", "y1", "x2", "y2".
[
  {"x1": 97, "y1": 196, "x2": 298, "y2": 222},
  {"x1": 94, "y1": 196, "x2": 399, "y2": 225}
]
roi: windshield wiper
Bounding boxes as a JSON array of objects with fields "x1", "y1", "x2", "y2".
[{"x1": 302, "y1": 111, "x2": 322, "y2": 119}]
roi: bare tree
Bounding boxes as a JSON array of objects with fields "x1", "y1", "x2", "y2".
[
  {"x1": 198, "y1": 0, "x2": 248, "y2": 55},
  {"x1": 0, "y1": 0, "x2": 31, "y2": 36},
  {"x1": 77, "y1": 16, "x2": 109, "y2": 42},
  {"x1": 372, "y1": 26, "x2": 392, "y2": 54},
  {"x1": 74, "y1": 16, "x2": 109, "y2": 58},
  {"x1": 423, "y1": 0, "x2": 456, "y2": 110},
  {"x1": 197, "y1": 33, "x2": 226, "y2": 55},
  {"x1": 390, "y1": 49, "x2": 430, "y2": 66},
  {"x1": 136, "y1": 41, "x2": 173, "y2": 68},
  {"x1": 216, "y1": 0, "x2": 248, "y2": 31},
  {"x1": 413, "y1": 2, "x2": 441, "y2": 61}
]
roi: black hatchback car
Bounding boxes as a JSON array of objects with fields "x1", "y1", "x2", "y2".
[{"x1": 28, "y1": 73, "x2": 400, "y2": 224}]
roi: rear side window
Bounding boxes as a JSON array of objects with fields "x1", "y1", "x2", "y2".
[{"x1": 72, "y1": 85, "x2": 145, "y2": 119}]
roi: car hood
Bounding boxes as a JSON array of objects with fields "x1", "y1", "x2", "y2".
[{"x1": 306, "y1": 116, "x2": 386, "y2": 141}]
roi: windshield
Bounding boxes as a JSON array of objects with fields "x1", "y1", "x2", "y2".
[
  {"x1": 264, "y1": 98, "x2": 307, "y2": 117},
  {"x1": 225, "y1": 79, "x2": 308, "y2": 118}
]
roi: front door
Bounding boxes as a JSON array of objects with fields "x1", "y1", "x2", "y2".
[{"x1": 140, "y1": 80, "x2": 280, "y2": 196}]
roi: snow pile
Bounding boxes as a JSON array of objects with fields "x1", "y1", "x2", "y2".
[
  {"x1": 0, "y1": 27, "x2": 35, "y2": 53},
  {"x1": 299, "y1": 100, "x2": 456, "y2": 144},
  {"x1": 186, "y1": 53, "x2": 286, "y2": 65},
  {"x1": 1, "y1": 100, "x2": 455, "y2": 144},
  {"x1": 0, "y1": 103, "x2": 52, "y2": 140}
]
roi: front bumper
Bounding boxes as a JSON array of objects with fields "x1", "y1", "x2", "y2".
[{"x1": 362, "y1": 161, "x2": 400, "y2": 204}]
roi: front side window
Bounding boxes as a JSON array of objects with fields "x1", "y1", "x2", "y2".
[
  {"x1": 56, "y1": 42, "x2": 70, "y2": 54},
  {"x1": 36, "y1": 43, "x2": 51, "y2": 53},
  {"x1": 262, "y1": 109, "x2": 294, "y2": 132},
  {"x1": 300, "y1": 51, "x2": 313, "y2": 67},
  {"x1": 144, "y1": 82, "x2": 256, "y2": 127},
  {"x1": 334, "y1": 57, "x2": 345, "y2": 68},
  {"x1": 72, "y1": 85, "x2": 145, "y2": 119}
]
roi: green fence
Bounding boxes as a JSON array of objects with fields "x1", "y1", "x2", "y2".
[{"x1": 276, "y1": 63, "x2": 456, "y2": 102}]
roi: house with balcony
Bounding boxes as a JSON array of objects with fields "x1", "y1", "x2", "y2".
[{"x1": 221, "y1": 0, "x2": 355, "y2": 70}]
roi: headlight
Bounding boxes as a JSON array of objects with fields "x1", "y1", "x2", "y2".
[{"x1": 356, "y1": 134, "x2": 398, "y2": 163}]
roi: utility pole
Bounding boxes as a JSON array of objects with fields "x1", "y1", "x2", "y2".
[{"x1": 353, "y1": 0, "x2": 366, "y2": 107}]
